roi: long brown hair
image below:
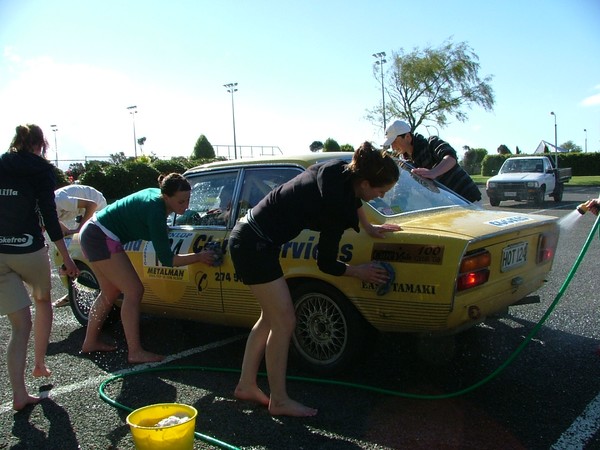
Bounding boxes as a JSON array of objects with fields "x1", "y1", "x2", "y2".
[
  {"x1": 9, "y1": 124, "x2": 49, "y2": 156},
  {"x1": 347, "y1": 141, "x2": 399, "y2": 187}
]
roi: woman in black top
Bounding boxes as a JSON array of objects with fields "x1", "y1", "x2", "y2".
[
  {"x1": 228, "y1": 141, "x2": 399, "y2": 417},
  {"x1": 0, "y1": 124, "x2": 79, "y2": 410}
]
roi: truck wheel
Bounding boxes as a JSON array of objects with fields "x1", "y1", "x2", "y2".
[
  {"x1": 489, "y1": 197, "x2": 500, "y2": 207},
  {"x1": 534, "y1": 187, "x2": 545, "y2": 207},
  {"x1": 553, "y1": 183, "x2": 564, "y2": 202}
]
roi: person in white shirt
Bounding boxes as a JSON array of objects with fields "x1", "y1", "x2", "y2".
[
  {"x1": 52, "y1": 184, "x2": 107, "y2": 307},
  {"x1": 54, "y1": 184, "x2": 107, "y2": 236}
]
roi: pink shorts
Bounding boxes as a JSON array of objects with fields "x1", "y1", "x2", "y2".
[
  {"x1": 0, "y1": 247, "x2": 51, "y2": 315},
  {"x1": 79, "y1": 222, "x2": 124, "y2": 262}
]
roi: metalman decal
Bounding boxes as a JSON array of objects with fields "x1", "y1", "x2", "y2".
[
  {"x1": 142, "y1": 232, "x2": 196, "y2": 281},
  {"x1": 371, "y1": 243, "x2": 444, "y2": 265},
  {"x1": 486, "y1": 216, "x2": 532, "y2": 227}
]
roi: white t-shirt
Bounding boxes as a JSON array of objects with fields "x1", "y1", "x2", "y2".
[{"x1": 54, "y1": 185, "x2": 108, "y2": 222}]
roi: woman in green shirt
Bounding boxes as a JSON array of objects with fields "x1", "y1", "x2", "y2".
[{"x1": 79, "y1": 173, "x2": 216, "y2": 364}]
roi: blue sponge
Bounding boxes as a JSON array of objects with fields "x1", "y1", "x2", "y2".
[{"x1": 375, "y1": 261, "x2": 395, "y2": 296}]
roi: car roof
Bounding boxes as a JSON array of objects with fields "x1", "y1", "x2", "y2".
[{"x1": 184, "y1": 152, "x2": 353, "y2": 175}]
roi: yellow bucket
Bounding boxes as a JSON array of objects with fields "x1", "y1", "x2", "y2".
[{"x1": 126, "y1": 403, "x2": 197, "y2": 450}]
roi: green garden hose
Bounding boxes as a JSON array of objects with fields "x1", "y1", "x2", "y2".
[{"x1": 99, "y1": 213, "x2": 600, "y2": 449}]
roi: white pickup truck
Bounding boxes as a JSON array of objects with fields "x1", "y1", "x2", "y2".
[{"x1": 486, "y1": 156, "x2": 572, "y2": 207}]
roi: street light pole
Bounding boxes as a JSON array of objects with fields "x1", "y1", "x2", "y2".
[
  {"x1": 127, "y1": 105, "x2": 138, "y2": 158},
  {"x1": 224, "y1": 83, "x2": 238, "y2": 159},
  {"x1": 50, "y1": 124, "x2": 58, "y2": 166},
  {"x1": 584, "y1": 128, "x2": 588, "y2": 153},
  {"x1": 550, "y1": 111, "x2": 558, "y2": 168},
  {"x1": 372, "y1": 52, "x2": 387, "y2": 132}
]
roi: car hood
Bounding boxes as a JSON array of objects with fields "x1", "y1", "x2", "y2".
[
  {"x1": 386, "y1": 207, "x2": 557, "y2": 240},
  {"x1": 488, "y1": 173, "x2": 540, "y2": 182}
]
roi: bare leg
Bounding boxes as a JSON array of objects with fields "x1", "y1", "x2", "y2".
[
  {"x1": 81, "y1": 286, "x2": 119, "y2": 353},
  {"x1": 234, "y1": 312, "x2": 270, "y2": 406},
  {"x1": 237, "y1": 278, "x2": 317, "y2": 417},
  {"x1": 81, "y1": 252, "x2": 163, "y2": 363},
  {"x1": 7, "y1": 307, "x2": 40, "y2": 410},
  {"x1": 32, "y1": 295, "x2": 53, "y2": 378}
]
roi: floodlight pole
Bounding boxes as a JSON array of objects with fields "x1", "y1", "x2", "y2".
[
  {"x1": 50, "y1": 125, "x2": 58, "y2": 166},
  {"x1": 373, "y1": 52, "x2": 387, "y2": 132},
  {"x1": 550, "y1": 111, "x2": 558, "y2": 168},
  {"x1": 224, "y1": 83, "x2": 238, "y2": 159},
  {"x1": 127, "y1": 105, "x2": 138, "y2": 158}
]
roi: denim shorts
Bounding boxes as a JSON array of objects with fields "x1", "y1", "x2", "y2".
[{"x1": 228, "y1": 221, "x2": 283, "y2": 285}]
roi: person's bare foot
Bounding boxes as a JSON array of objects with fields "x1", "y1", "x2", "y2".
[
  {"x1": 52, "y1": 296, "x2": 69, "y2": 307},
  {"x1": 13, "y1": 394, "x2": 40, "y2": 411},
  {"x1": 127, "y1": 350, "x2": 164, "y2": 364},
  {"x1": 234, "y1": 384, "x2": 270, "y2": 406},
  {"x1": 81, "y1": 340, "x2": 117, "y2": 353},
  {"x1": 32, "y1": 364, "x2": 52, "y2": 378},
  {"x1": 269, "y1": 398, "x2": 318, "y2": 417}
]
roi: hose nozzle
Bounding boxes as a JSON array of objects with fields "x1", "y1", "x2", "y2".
[{"x1": 577, "y1": 203, "x2": 588, "y2": 215}]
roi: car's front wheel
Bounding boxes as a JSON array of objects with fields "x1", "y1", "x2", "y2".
[{"x1": 290, "y1": 281, "x2": 374, "y2": 375}]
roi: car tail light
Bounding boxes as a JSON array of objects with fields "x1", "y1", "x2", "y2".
[
  {"x1": 457, "y1": 250, "x2": 491, "y2": 291},
  {"x1": 537, "y1": 231, "x2": 558, "y2": 264}
]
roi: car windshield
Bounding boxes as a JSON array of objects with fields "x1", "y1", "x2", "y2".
[
  {"x1": 500, "y1": 159, "x2": 543, "y2": 174},
  {"x1": 367, "y1": 159, "x2": 471, "y2": 216}
]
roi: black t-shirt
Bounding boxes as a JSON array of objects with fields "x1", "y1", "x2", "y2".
[{"x1": 251, "y1": 159, "x2": 361, "y2": 276}]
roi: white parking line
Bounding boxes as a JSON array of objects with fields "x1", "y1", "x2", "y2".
[
  {"x1": 551, "y1": 391, "x2": 600, "y2": 449},
  {"x1": 0, "y1": 334, "x2": 245, "y2": 415}
]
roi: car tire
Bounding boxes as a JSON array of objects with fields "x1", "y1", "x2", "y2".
[
  {"x1": 290, "y1": 281, "x2": 374, "y2": 375},
  {"x1": 534, "y1": 187, "x2": 545, "y2": 207},
  {"x1": 553, "y1": 183, "x2": 564, "y2": 202},
  {"x1": 489, "y1": 197, "x2": 500, "y2": 207},
  {"x1": 68, "y1": 262, "x2": 119, "y2": 327}
]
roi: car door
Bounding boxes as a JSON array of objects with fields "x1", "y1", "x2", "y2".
[
  {"x1": 146, "y1": 170, "x2": 241, "y2": 315},
  {"x1": 218, "y1": 166, "x2": 302, "y2": 324}
]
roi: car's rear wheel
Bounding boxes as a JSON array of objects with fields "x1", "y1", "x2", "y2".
[
  {"x1": 553, "y1": 183, "x2": 564, "y2": 202},
  {"x1": 68, "y1": 262, "x2": 118, "y2": 326},
  {"x1": 290, "y1": 281, "x2": 374, "y2": 375}
]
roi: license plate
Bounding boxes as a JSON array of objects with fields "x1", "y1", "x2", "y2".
[
  {"x1": 502, "y1": 242, "x2": 528, "y2": 272},
  {"x1": 505, "y1": 192, "x2": 517, "y2": 197}
]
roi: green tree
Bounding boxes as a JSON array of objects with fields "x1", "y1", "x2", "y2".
[
  {"x1": 110, "y1": 152, "x2": 128, "y2": 165},
  {"x1": 497, "y1": 144, "x2": 511, "y2": 155},
  {"x1": 340, "y1": 144, "x2": 355, "y2": 152},
  {"x1": 561, "y1": 140, "x2": 582, "y2": 153},
  {"x1": 463, "y1": 147, "x2": 488, "y2": 175},
  {"x1": 192, "y1": 134, "x2": 215, "y2": 159},
  {"x1": 323, "y1": 138, "x2": 341, "y2": 152},
  {"x1": 152, "y1": 158, "x2": 187, "y2": 175},
  {"x1": 371, "y1": 39, "x2": 494, "y2": 131},
  {"x1": 309, "y1": 141, "x2": 324, "y2": 152}
]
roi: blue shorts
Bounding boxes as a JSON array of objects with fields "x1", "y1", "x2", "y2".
[
  {"x1": 228, "y1": 221, "x2": 283, "y2": 285},
  {"x1": 79, "y1": 221, "x2": 124, "y2": 262}
]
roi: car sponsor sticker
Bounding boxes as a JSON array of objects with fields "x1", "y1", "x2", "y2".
[
  {"x1": 142, "y1": 232, "x2": 196, "y2": 281},
  {"x1": 371, "y1": 243, "x2": 444, "y2": 265},
  {"x1": 486, "y1": 215, "x2": 532, "y2": 227}
]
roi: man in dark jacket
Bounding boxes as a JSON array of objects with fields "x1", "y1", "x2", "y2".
[{"x1": 383, "y1": 119, "x2": 481, "y2": 203}]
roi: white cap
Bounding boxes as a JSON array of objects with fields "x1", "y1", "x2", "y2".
[{"x1": 382, "y1": 120, "x2": 411, "y2": 147}]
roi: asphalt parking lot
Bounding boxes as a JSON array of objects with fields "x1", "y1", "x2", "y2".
[{"x1": 2, "y1": 185, "x2": 600, "y2": 449}]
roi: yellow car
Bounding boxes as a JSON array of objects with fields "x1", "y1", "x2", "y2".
[{"x1": 58, "y1": 153, "x2": 559, "y2": 374}]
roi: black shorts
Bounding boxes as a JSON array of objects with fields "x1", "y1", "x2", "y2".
[{"x1": 228, "y1": 221, "x2": 282, "y2": 285}]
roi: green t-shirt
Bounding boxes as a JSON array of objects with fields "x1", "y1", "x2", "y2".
[{"x1": 96, "y1": 188, "x2": 174, "y2": 267}]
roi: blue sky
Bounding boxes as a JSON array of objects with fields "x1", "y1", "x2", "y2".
[{"x1": 1, "y1": 0, "x2": 599, "y2": 170}]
